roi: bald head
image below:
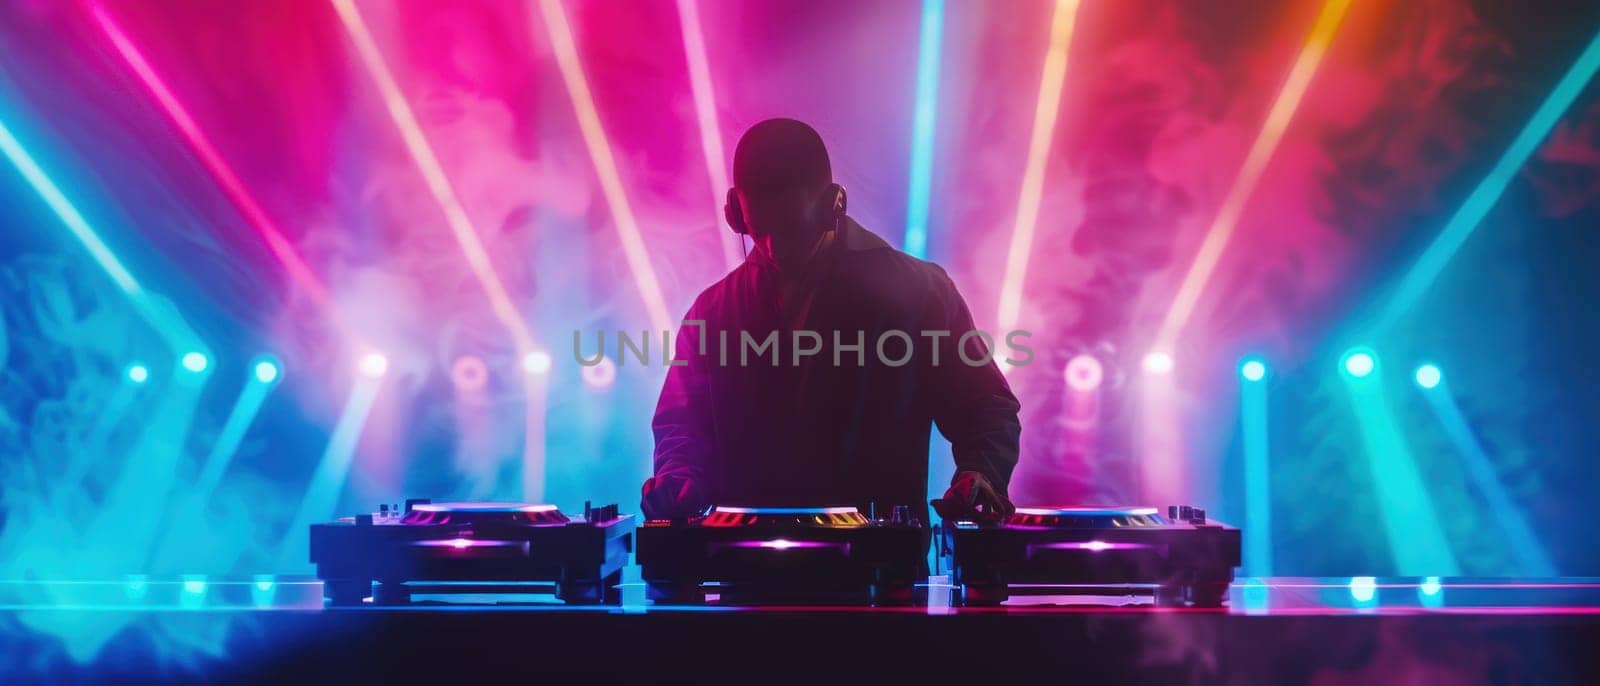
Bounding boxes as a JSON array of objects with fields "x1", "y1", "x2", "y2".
[{"x1": 733, "y1": 118, "x2": 832, "y2": 194}]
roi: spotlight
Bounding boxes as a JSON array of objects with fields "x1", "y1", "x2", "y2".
[
  {"x1": 1063, "y1": 354, "x2": 1103, "y2": 392},
  {"x1": 127, "y1": 364, "x2": 149, "y2": 384},
  {"x1": 451, "y1": 355, "x2": 488, "y2": 391},
  {"x1": 359, "y1": 352, "x2": 389, "y2": 378},
  {"x1": 181, "y1": 351, "x2": 209, "y2": 373},
  {"x1": 1141, "y1": 351, "x2": 1174, "y2": 375},
  {"x1": 581, "y1": 356, "x2": 617, "y2": 389},
  {"x1": 1414, "y1": 364, "x2": 1442, "y2": 389},
  {"x1": 522, "y1": 351, "x2": 553, "y2": 375},
  {"x1": 1349, "y1": 576, "x2": 1377, "y2": 603},
  {"x1": 1340, "y1": 348, "x2": 1376, "y2": 379},
  {"x1": 1240, "y1": 358, "x2": 1267, "y2": 382},
  {"x1": 254, "y1": 359, "x2": 280, "y2": 384},
  {"x1": 1419, "y1": 576, "x2": 1442, "y2": 597}
]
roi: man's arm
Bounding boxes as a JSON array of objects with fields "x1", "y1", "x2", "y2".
[
  {"x1": 925, "y1": 268, "x2": 1021, "y2": 519},
  {"x1": 642, "y1": 316, "x2": 714, "y2": 519}
]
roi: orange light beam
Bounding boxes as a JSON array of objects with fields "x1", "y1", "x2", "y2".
[
  {"x1": 995, "y1": 0, "x2": 1081, "y2": 341},
  {"x1": 1154, "y1": 0, "x2": 1351, "y2": 348},
  {"x1": 331, "y1": 0, "x2": 537, "y2": 354},
  {"x1": 537, "y1": 0, "x2": 675, "y2": 334}
]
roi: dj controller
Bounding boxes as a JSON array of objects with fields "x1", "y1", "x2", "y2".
[{"x1": 310, "y1": 500, "x2": 1238, "y2": 607}]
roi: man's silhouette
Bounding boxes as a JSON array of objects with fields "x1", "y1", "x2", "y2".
[{"x1": 642, "y1": 118, "x2": 1020, "y2": 523}]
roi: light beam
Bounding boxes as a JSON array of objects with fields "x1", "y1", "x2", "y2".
[
  {"x1": 536, "y1": 0, "x2": 674, "y2": 333},
  {"x1": 1155, "y1": 0, "x2": 1351, "y2": 346},
  {"x1": 994, "y1": 0, "x2": 1081, "y2": 337},
  {"x1": 902, "y1": 0, "x2": 946, "y2": 259},
  {"x1": 675, "y1": 0, "x2": 745, "y2": 270}
]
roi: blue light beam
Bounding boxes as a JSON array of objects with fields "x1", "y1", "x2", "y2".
[{"x1": 902, "y1": 0, "x2": 945, "y2": 259}]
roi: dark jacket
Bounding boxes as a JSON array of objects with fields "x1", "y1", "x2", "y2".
[{"x1": 645, "y1": 218, "x2": 1021, "y2": 521}]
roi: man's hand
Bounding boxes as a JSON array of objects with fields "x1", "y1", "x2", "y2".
[
  {"x1": 932, "y1": 471, "x2": 1015, "y2": 522},
  {"x1": 641, "y1": 474, "x2": 707, "y2": 520}
]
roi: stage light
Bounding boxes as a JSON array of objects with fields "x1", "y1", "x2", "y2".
[
  {"x1": 1141, "y1": 351, "x2": 1174, "y2": 375},
  {"x1": 675, "y1": 0, "x2": 744, "y2": 270},
  {"x1": 1240, "y1": 355, "x2": 1272, "y2": 575},
  {"x1": 522, "y1": 350, "x2": 553, "y2": 375},
  {"x1": 996, "y1": 0, "x2": 1081, "y2": 335},
  {"x1": 1340, "y1": 349, "x2": 1375, "y2": 379},
  {"x1": 1155, "y1": 0, "x2": 1350, "y2": 345},
  {"x1": 451, "y1": 355, "x2": 489, "y2": 392},
  {"x1": 902, "y1": 0, "x2": 946, "y2": 259},
  {"x1": 279, "y1": 374, "x2": 384, "y2": 569},
  {"x1": 359, "y1": 352, "x2": 389, "y2": 379},
  {"x1": 1378, "y1": 27, "x2": 1600, "y2": 329},
  {"x1": 181, "y1": 352, "x2": 209, "y2": 373},
  {"x1": 254, "y1": 359, "x2": 280, "y2": 384},
  {"x1": 1063, "y1": 354, "x2": 1103, "y2": 392},
  {"x1": 1348, "y1": 576, "x2": 1376, "y2": 603},
  {"x1": 1414, "y1": 364, "x2": 1441, "y2": 389},
  {"x1": 581, "y1": 356, "x2": 617, "y2": 389},
  {"x1": 537, "y1": 0, "x2": 674, "y2": 333},
  {"x1": 332, "y1": 0, "x2": 538, "y2": 354},
  {"x1": 127, "y1": 364, "x2": 149, "y2": 384},
  {"x1": 1419, "y1": 576, "x2": 1442, "y2": 597}
]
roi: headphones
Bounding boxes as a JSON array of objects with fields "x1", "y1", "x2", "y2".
[{"x1": 725, "y1": 183, "x2": 847, "y2": 236}]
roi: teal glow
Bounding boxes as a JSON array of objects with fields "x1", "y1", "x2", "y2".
[
  {"x1": 1340, "y1": 348, "x2": 1375, "y2": 379},
  {"x1": 1414, "y1": 363, "x2": 1441, "y2": 389},
  {"x1": 1341, "y1": 367, "x2": 1461, "y2": 575},
  {"x1": 181, "y1": 578, "x2": 207, "y2": 595},
  {"x1": 191, "y1": 363, "x2": 282, "y2": 506},
  {"x1": 126, "y1": 364, "x2": 149, "y2": 384},
  {"x1": 278, "y1": 376, "x2": 385, "y2": 569},
  {"x1": 0, "y1": 108, "x2": 207, "y2": 355},
  {"x1": 901, "y1": 0, "x2": 945, "y2": 258},
  {"x1": 181, "y1": 351, "x2": 208, "y2": 373},
  {"x1": 1240, "y1": 357, "x2": 1267, "y2": 382},
  {"x1": 1379, "y1": 28, "x2": 1600, "y2": 328},
  {"x1": 1421, "y1": 380, "x2": 1557, "y2": 576},
  {"x1": 1419, "y1": 576, "x2": 1442, "y2": 596},
  {"x1": 253, "y1": 357, "x2": 280, "y2": 384},
  {"x1": 1349, "y1": 576, "x2": 1377, "y2": 604},
  {"x1": 0, "y1": 115, "x2": 143, "y2": 295},
  {"x1": 1240, "y1": 359, "x2": 1272, "y2": 575}
]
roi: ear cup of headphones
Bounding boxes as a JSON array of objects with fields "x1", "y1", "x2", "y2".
[
  {"x1": 724, "y1": 188, "x2": 747, "y2": 235},
  {"x1": 824, "y1": 184, "x2": 846, "y2": 230}
]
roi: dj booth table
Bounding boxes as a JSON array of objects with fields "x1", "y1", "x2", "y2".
[{"x1": 5, "y1": 578, "x2": 1600, "y2": 684}]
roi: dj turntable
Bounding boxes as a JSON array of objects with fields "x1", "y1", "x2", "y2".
[
  {"x1": 939, "y1": 505, "x2": 1240, "y2": 606},
  {"x1": 309, "y1": 500, "x2": 634, "y2": 605},
  {"x1": 636, "y1": 505, "x2": 930, "y2": 605}
]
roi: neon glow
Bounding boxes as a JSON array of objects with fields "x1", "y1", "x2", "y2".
[
  {"x1": 359, "y1": 352, "x2": 389, "y2": 379},
  {"x1": 180, "y1": 352, "x2": 208, "y2": 373},
  {"x1": 1378, "y1": 27, "x2": 1600, "y2": 329},
  {"x1": 1349, "y1": 576, "x2": 1376, "y2": 603},
  {"x1": 0, "y1": 111, "x2": 205, "y2": 353},
  {"x1": 1241, "y1": 357, "x2": 1272, "y2": 575},
  {"x1": 1241, "y1": 358, "x2": 1267, "y2": 382},
  {"x1": 88, "y1": 3, "x2": 351, "y2": 342},
  {"x1": 522, "y1": 351, "x2": 553, "y2": 375},
  {"x1": 1341, "y1": 349, "x2": 1375, "y2": 379},
  {"x1": 1155, "y1": 0, "x2": 1351, "y2": 346},
  {"x1": 1420, "y1": 378, "x2": 1557, "y2": 576},
  {"x1": 675, "y1": 0, "x2": 744, "y2": 270},
  {"x1": 451, "y1": 355, "x2": 489, "y2": 392},
  {"x1": 995, "y1": 0, "x2": 1081, "y2": 336},
  {"x1": 253, "y1": 358, "x2": 281, "y2": 385},
  {"x1": 581, "y1": 356, "x2": 617, "y2": 389},
  {"x1": 1063, "y1": 354, "x2": 1103, "y2": 392},
  {"x1": 331, "y1": 0, "x2": 539, "y2": 356},
  {"x1": 278, "y1": 375, "x2": 385, "y2": 568},
  {"x1": 1141, "y1": 351, "x2": 1174, "y2": 375},
  {"x1": 1414, "y1": 364, "x2": 1442, "y2": 389},
  {"x1": 126, "y1": 364, "x2": 149, "y2": 384},
  {"x1": 1341, "y1": 358, "x2": 1461, "y2": 576},
  {"x1": 902, "y1": 0, "x2": 946, "y2": 259},
  {"x1": 536, "y1": 0, "x2": 674, "y2": 334}
]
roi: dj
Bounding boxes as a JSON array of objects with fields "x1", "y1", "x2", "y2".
[{"x1": 641, "y1": 118, "x2": 1021, "y2": 524}]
